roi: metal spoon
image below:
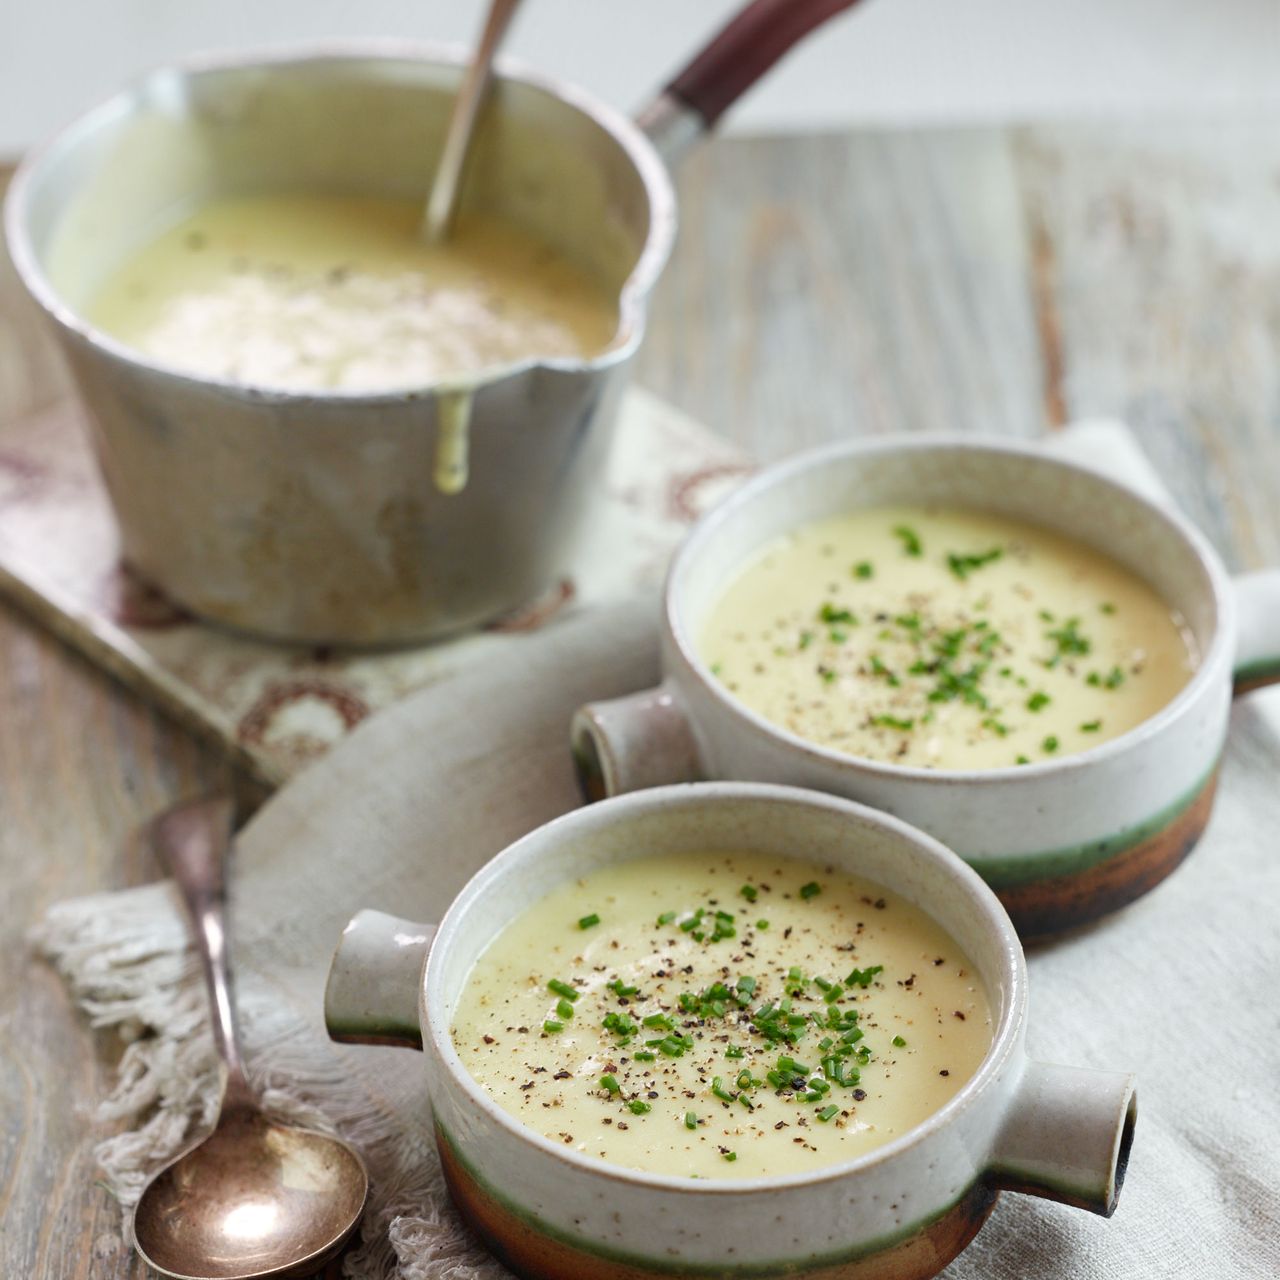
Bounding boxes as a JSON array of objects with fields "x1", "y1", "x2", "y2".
[
  {"x1": 132, "y1": 796, "x2": 369, "y2": 1280},
  {"x1": 422, "y1": 0, "x2": 523, "y2": 241}
]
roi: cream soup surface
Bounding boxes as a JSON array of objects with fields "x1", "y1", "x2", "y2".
[
  {"x1": 84, "y1": 193, "x2": 617, "y2": 391},
  {"x1": 698, "y1": 506, "x2": 1196, "y2": 770},
  {"x1": 451, "y1": 850, "x2": 992, "y2": 1181}
]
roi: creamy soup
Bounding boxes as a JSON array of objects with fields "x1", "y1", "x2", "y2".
[
  {"x1": 698, "y1": 506, "x2": 1195, "y2": 770},
  {"x1": 85, "y1": 193, "x2": 617, "y2": 392},
  {"x1": 451, "y1": 851, "x2": 992, "y2": 1181}
]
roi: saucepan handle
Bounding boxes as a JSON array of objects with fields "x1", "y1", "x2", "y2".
[
  {"x1": 637, "y1": 0, "x2": 864, "y2": 163},
  {"x1": 325, "y1": 910, "x2": 434, "y2": 1050},
  {"x1": 1232, "y1": 570, "x2": 1280, "y2": 694},
  {"x1": 572, "y1": 681, "x2": 703, "y2": 801}
]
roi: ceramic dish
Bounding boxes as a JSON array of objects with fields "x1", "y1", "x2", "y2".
[
  {"x1": 571, "y1": 437, "x2": 1280, "y2": 939},
  {"x1": 325, "y1": 782, "x2": 1135, "y2": 1280}
]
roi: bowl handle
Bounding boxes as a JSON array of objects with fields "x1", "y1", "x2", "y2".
[
  {"x1": 324, "y1": 910, "x2": 434, "y2": 1050},
  {"x1": 571, "y1": 681, "x2": 702, "y2": 801},
  {"x1": 987, "y1": 1059, "x2": 1137, "y2": 1217},
  {"x1": 1232, "y1": 570, "x2": 1280, "y2": 694}
]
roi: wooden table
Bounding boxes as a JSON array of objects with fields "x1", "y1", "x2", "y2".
[{"x1": 3, "y1": 117, "x2": 1278, "y2": 1277}]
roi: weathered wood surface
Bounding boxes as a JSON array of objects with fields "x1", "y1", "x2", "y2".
[{"x1": 3, "y1": 117, "x2": 1279, "y2": 1277}]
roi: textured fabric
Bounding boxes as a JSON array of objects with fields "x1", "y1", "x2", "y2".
[{"x1": 33, "y1": 424, "x2": 1280, "y2": 1278}]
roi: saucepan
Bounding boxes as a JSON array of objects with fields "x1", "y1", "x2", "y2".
[
  {"x1": 572, "y1": 437, "x2": 1280, "y2": 939},
  {"x1": 325, "y1": 783, "x2": 1137, "y2": 1280},
  {"x1": 4, "y1": 1, "x2": 860, "y2": 644}
]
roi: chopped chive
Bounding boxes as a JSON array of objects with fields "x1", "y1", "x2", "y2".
[
  {"x1": 607, "y1": 979, "x2": 639, "y2": 998},
  {"x1": 1042, "y1": 735, "x2": 1060, "y2": 754},
  {"x1": 1100, "y1": 602, "x2": 1116, "y2": 614},
  {"x1": 868, "y1": 653, "x2": 900, "y2": 686},
  {"x1": 685, "y1": 1111, "x2": 698, "y2": 1130},
  {"x1": 798, "y1": 629, "x2": 815, "y2": 650},
  {"x1": 845, "y1": 965, "x2": 883, "y2": 988},
  {"x1": 556, "y1": 998, "x2": 575, "y2": 1019},
  {"x1": 893, "y1": 525, "x2": 923, "y2": 557},
  {"x1": 543, "y1": 1020, "x2": 563, "y2": 1034},
  {"x1": 643, "y1": 1013, "x2": 674, "y2": 1030},
  {"x1": 946, "y1": 547, "x2": 1003, "y2": 580},
  {"x1": 1080, "y1": 720, "x2": 1102, "y2": 732},
  {"x1": 656, "y1": 911, "x2": 676, "y2": 926},
  {"x1": 817, "y1": 1104, "x2": 840, "y2": 1122},
  {"x1": 799, "y1": 881, "x2": 822, "y2": 900},
  {"x1": 723, "y1": 1151, "x2": 737, "y2": 1163},
  {"x1": 602, "y1": 1011, "x2": 637, "y2": 1039},
  {"x1": 853, "y1": 561, "x2": 874, "y2": 579},
  {"x1": 1026, "y1": 691, "x2": 1050, "y2": 712},
  {"x1": 577, "y1": 913, "x2": 601, "y2": 930},
  {"x1": 1015, "y1": 754, "x2": 1031, "y2": 765},
  {"x1": 1044, "y1": 617, "x2": 1091, "y2": 667},
  {"x1": 739, "y1": 883, "x2": 758, "y2": 902},
  {"x1": 818, "y1": 602, "x2": 856, "y2": 625},
  {"x1": 600, "y1": 1074, "x2": 621, "y2": 1095},
  {"x1": 634, "y1": 1051, "x2": 656, "y2": 1061},
  {"x1": 870, "y1": 714, "x2": 915, "y2": 731},
  {"x1": 547, "y1": 979, "x2": 579, "y2": 1002},
  {"x1": 628, "y1": 1099, "x2": 651, "y2": 1115},
  {"x1": 711, "y1": 1076, "x2": 736, "y2": 1102},
  {"x1": 892, "y1": 1034, "x2": 907, "y2": 1047}
]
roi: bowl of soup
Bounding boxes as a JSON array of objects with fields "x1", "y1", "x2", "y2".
[
  {"x1": 572, "y1": 437, "x2": 1280, "y2": 938},
  {"x1": 3, "y1": 43, "x2": 675, "y2": 643},
  {"x1": 325, "y1": 783, "x2": 1137, "y2": 1280}
]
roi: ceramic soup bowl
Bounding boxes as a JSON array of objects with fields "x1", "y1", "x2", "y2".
[
  {"x1": 326, "y1": 783, "x2": 1136, "y2": 1280},
  {"x1": 572, "y1": 437, "x2": 1280, "y2": 941}
]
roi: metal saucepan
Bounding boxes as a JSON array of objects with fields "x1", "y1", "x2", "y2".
[{"x1": 5, "y1": 1, "x2": 861, "y2": 644}]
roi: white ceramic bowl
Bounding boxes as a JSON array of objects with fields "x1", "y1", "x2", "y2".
[
  {"x1": 325, "y1": 783, "x2": 1136, "y2": 1280},
  {"x1": 573, "y1": 437, "x2": 1280, "y2": 939}
]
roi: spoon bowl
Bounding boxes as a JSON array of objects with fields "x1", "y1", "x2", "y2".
[
  {"x1": 134, "y1": 1107, "x2": 369, "y2": 1280},
  {"x1": 130, "y1": 797, "x2": 368, "y2": 1279}
]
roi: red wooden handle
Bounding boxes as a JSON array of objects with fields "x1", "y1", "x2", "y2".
[{"x1": 665, "y1": 0, "x2": 864, "y2": 129}]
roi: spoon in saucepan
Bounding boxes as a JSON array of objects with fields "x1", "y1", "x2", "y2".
[
  {"x1": 131, "y1": 796, "x2": 369, "y2": 1280},
  {"x1": 422, "y1": 0, "x2": 524, "y2": 242}
]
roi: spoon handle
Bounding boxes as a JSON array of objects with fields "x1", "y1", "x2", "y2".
[
  {"x1": 423, "y1": 0, "x2": 523, "y2": 241},
  {"x1": 151, "y1": 796, "x2": 256, "y2": 1109}
]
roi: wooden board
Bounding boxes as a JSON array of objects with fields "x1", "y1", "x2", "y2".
[{"x1": 4, "y1": 118, "x2": 1280, "y2": 1277}]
